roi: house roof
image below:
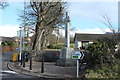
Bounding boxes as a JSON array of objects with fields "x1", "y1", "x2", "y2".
[
  {"x1": 74, "y1": 33, "x2": 120, "y2": 42},
  {"x1": 0, "y1": 36, "x2": 14, "y2": 42},
  {"x1": 74, "y1": 33, "x2": 106, "y2": 41}
]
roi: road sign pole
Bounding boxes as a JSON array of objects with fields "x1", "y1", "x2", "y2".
[{"x1": 77, "y1": 59, "x2": 79, "y2": 78}]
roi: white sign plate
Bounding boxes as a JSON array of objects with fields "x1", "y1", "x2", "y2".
[{"x1": 72, "y1": 51, "x2": 84, "y2": 59}]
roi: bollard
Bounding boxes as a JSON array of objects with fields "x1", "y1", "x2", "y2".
[
  {"x1": 29, "y1": 52, "x2": 32, "y2": 70},
  {"x1": 41, "y1": 53, "x2": 44, "y2": 73},
  {"x1": 77, "y1": 60, "x2": 79, "y2": 78},
  {"x1": 21, "y1": 53, "x2": 23, "y2": 65},
  {"x1": 23, "y1": 53, "x2": 25, "y2": 68},
  {"x1": 20, "y1": 54, "x2": 23, "y2": 65}
]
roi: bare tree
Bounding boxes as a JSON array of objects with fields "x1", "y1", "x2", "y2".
[
  {"x1": 100, "y1": 14, "x2": 119, "y2": 54},
  {"x1": 100, "y1": 14, "x2": 116, "y2": 34},
  {"x1": 0, "y1": 1, "x2": 8, "y2": 9},
  {"x1": 19, "y1": 1, "x2": 67, "y2": 51}
]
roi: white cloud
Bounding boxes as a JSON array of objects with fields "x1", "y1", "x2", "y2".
[
  {"x1": 0, "y1": 24, "x2": 113, "y2": 38},
  {"x1": 0, "y1": 25, "x2": 19, "y2": 37},
  {"x1": 53, "y1": 27, "x2": 112, "y2": 38},
  {"x1": 75, "y1": 27, "x2": 112, "y2": 34},
  {"x1": 67, "y1": 27, "x2": 113, "y2": 37}
]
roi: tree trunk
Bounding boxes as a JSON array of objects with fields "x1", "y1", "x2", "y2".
[
  {"x1": 36, "y1": 30, "x2": 44, "y2": 51},
  {"x1": 32, "y1": 24, "x2": 45, "y2": 51},
  {"x1": 41, "y1": 36, "x2": 46, "y2": 48}
]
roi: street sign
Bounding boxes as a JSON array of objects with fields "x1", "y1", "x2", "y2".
[
  {"x1": 16, "y1": 48, "x2": 20, "y2": 50},
  {"x1": 72, "y1": 51, "x2": 84, "y2": 59}
]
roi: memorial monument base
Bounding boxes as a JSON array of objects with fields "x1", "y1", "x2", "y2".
[{"x1": 55, "y1": 47, "x2": 76, "y2": 67}]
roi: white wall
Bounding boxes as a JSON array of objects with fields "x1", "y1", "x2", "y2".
[
  {"x1": 0, "y1": 42, "x2": 1, "y2": 45},
  {"x1": 89, "y1": 41, "x2": 93, "y2": 44},
  {"x1": 78, "y1": 41, "x2": 82, "y2": 48},
  {"x1": 75, "y1": 39, "x2": 82, "y2": 49},
  {"x1": 75, "y1": 40, "x2": 94, "y2": 49}
]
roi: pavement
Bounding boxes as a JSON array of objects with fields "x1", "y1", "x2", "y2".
[{"x1": 7, "y1": 61, "x2": 86, "y2": 79}]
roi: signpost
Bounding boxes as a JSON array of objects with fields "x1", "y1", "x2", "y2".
[{"x1": 72, "y1": 51, "x2": 84, "y2": 78}]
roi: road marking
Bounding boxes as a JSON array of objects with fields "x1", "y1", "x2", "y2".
[{"x1": 2, "y1": 70, "x2": 18, "y2": 74}]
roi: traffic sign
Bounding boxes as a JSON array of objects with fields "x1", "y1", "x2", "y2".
[
  {"x1": 72, "y1": 51, "x2": 84, "y2": 78},
  {"x1": 16, "y1": 48, "x2": 20, "y2": 50},
  {"x1": 72, "y1": 51, "x2": 84, "y2": 59}
]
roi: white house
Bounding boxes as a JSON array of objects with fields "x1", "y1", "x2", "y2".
[
  {"x1": 74, "y1": 33, "x2": 106, "y2": 49},
  {"x1": 0, "y1": 37, "x2": 2, "y2": 45}
]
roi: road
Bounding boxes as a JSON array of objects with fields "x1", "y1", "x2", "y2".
[{"x1": 0, "y1": 52, "x2": 40, "y2": 80}]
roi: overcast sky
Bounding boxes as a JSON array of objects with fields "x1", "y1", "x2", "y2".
[{"x1": 0, "y1": 0, "x2": 119, "y2": 37}]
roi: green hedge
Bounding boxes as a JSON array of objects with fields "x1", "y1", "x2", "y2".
[
  {"x1": 2, "y1": 41, "x2": 15, "y2": 46},
  {"x1": 47, "y1": 43, "x2": 64, "y2": 49},
  {"x1": 47, "y1": 43, "x2": 75, "y2": 49}
]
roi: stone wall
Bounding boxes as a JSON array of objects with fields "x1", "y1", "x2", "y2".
[{"x1": 31, "y1": 50, "x2": 60, "y2": 62}]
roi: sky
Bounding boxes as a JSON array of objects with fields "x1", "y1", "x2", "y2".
[{"x1": 0, "y1": 0, "x2": 118, "y2": 37}]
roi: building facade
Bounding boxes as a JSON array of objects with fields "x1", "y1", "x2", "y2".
[{"x1": 74, "y1": 33, "x2": 106, "y2": 49}]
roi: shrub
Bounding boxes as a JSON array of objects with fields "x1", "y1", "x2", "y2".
[
  {"x1": 47, "y1": 43, "x2": 64, "y2": 49},
  {"x1": 1, "y1": 41, "x2": 15, "y2": 46},
  {"x1": 85, "y1": 64, "x2": 120, "y2": 78},
  {"x1": 54, "y1": 43, "x2": 64, "y2": 49},
  {"x1": 85, "y1": 39, "x2": 117, "y2": 68},
  {"x1": 84, "y1": 38, "x2": 120, "y2": 78},
  {"x1": 70, "y1": 43, "x2": 75, "y2": 48},
  {"x1": 47, "y1": 43, "x2": 74, "y2": 49},
  {"x1": 47, "y1": 44, "x2": 54, "y2": 49},
  {"x1": 1, "y1": 42, "x2": 8, "y2": 46},
  {"x1": 7, "y1": 41, "x2": 15, "y2": 46}
]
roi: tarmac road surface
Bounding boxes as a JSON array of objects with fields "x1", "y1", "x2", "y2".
[{"x1": 1, "y1": 52, "x2": 38, "y2": 80}]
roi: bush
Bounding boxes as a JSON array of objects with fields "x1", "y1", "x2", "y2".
[
  {"x1": 85, "y1": 64, "x2": 120, "y2": 78},
  {"x1": 47, "y1": 43, "x2": 64, "y2": 49},
  {"x1": 47, "y1": 44, "x2": 54, "y2": 49},
  {"x1": 7, "y1": 41, "x2": 15, "y2": 46},
  {"x1": 84, "y1": 38, "x2": 120, "y2": 78},
  {"x1": 70, "y1": 43, "x2": 75, "y2": 48},
  {"x1": 54, "y1": 43, "x2": 64, "y2": 49},
  {"x1": 1, "y1": 42, "x2": 8, "y2": 46},
  {"x1": 85, "y1": 39, "x2": 117, "y2": 68},
  {"x1": 1, "y1": 41, "x2": 15, "y2": 46},
  {"x1": 47, "y1": 43, "x2": 74, "y2": 49}
]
